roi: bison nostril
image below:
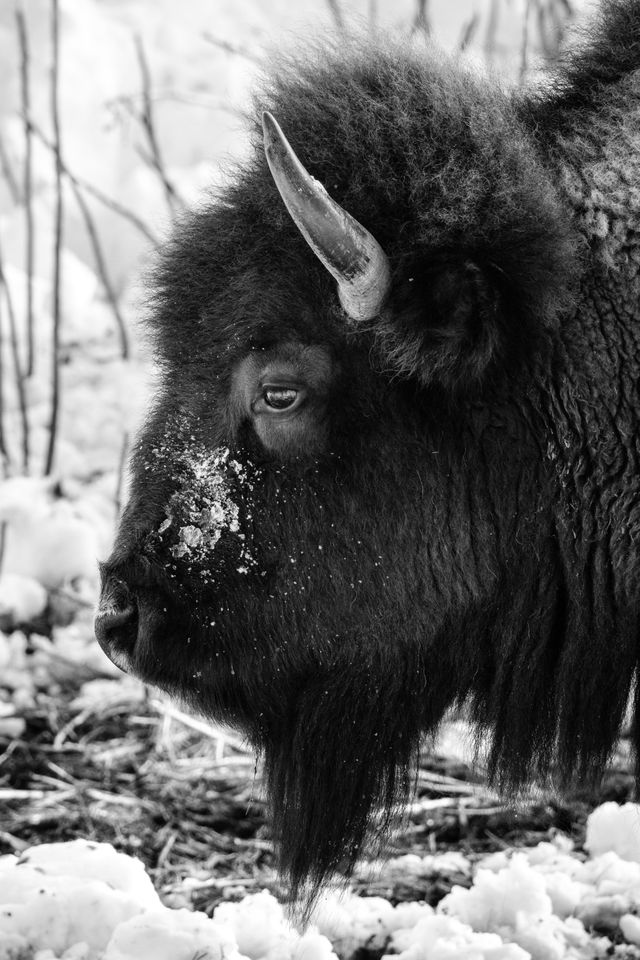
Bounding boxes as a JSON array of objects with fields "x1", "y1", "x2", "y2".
[{"x1": 95, "y1": 583, "x2": 139, "y2": 657}]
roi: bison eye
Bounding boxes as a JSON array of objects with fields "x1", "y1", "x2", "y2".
[{"x1": 262, "y1": 387, "x2": 299, "y2": 410}]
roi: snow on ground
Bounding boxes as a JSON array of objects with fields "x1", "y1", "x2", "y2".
[{"x1": 1, "y1": 803, "x2": 640, "y2": 960}]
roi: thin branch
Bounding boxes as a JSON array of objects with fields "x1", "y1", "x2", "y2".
[
  {"x1": 110, "y1": 90, "x2": 243, "y2": 115},
  {"x1": 368, "y1": 0, "x2": 378, "y2": 35},
  {"x1": 67, "y1": 177, "x2": 129, "y2": 359},
  {"x1": 0, "y1": 234, "x2": 30, "y2": 472},
  {"x1": 0, "y1": 259, "x2": 11, "y2": 473},
  {"x1": 16, "y1": 6, "x2": 35, "y2": 377},
  {"x1": 151, "y1": 699, "x2": 251, "y2": 752},
  {"x1": 133, "y1": 34, "x2": 183, "y2": 215},
  {"x1": 520, "y1": 0, "x2": 533, "y2": 83},
  {"x1": 483, "y1": 0, "x2": 501, "y2": 61},
  {"x1": 324, "y1": 0, "x2": 346, "y2": 32},
  {"x1": 29, "y1": 121, "x2": 160, "y2": 248},
  {"x1": 0, "y1": 136, "x2": 20, "y2": 204},
  {"x1": 115, "y1": 430, "x2": 129, "y2": 523},
  {"x1": 44, "y1": 0, "x2": 62, "y2": 477},
  {"x1": 201, "y1": 32, "x2": 263, "y2": 64},
  {"x1": 410, "y1": 0, "x2": 431, "y2": 37},
  {"x1": 536, "y1": 0, "x2": 573, "y2": 62},
  {"x1": 457, "y1": 13, "x2": 480, "y2": 52}
]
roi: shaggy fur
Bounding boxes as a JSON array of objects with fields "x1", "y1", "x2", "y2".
[{"x1": 98, "y1": 0, "x2": 640, "y2": 911}]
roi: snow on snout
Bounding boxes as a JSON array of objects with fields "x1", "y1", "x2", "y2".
[
  {"x1": 159, "y1": 447, "x2": 241, "y2": 560},
  {"x1": 149, "y1": 439, "x2": 257, "y2": 574}
]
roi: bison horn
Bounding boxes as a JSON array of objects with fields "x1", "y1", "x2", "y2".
[{"x1": 262, "y1": 111, "x2": 391, "y2": 322}]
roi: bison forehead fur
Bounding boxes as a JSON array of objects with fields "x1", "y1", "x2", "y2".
[{"x1": 98, "y1": 0, "x2": 640, "y2": 908}]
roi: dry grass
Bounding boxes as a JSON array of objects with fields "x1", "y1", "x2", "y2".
[{"x1": 0, "y1": 664, "x2": 635, "y2": 915}]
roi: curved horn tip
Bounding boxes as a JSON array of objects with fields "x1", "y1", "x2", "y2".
[
  {"x1": 260, "y1": 108, "x2": 392, "y2": 323},
  {"x1": 262, "y1": 110, "x2": 281, "y2": 145}
]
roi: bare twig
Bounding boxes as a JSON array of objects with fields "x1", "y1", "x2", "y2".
[
  {"x1": 114, "y1": 90, "x2": 242, "y2": 114},
  {"x1": 520, "y1": 0, "x2": 533, "y2": 82},
  {"x1": 133, "y1": 34, "x2": 183, "y2": 215},
  {"x1": 538, "y1": 2, "x2": 554, "y2": 59},
  {"x1": 368, "y1": 0, "x2": 378, "y2": 33},
  {"x1": 410, "y1": 0, "x2": 431, "y2": 37},
  {"x1": 67, "y1": 177, "x2": 129, "y2": 358},
  {"x1": 0, "y1": 136, "x2": 20, "y2": 204},
  {"x1": 457, "y1": 13, "x2": 480, "y2": 52},
  {"x1": 0, "y1": 234, "x2": 29, "y2": 472},
  {"x1": 16, "y1": 6, "x2": 35, "y2": 377},
  {"x1": 52, "y1": 708, "x2": 94, "y2": 750},
  {"x1": 0, "y1": 788, "x2": 49, "y2": 800},
  {"x1": 48, "y1": 585, "x2": 96, "y2": 610},
  {"x1": 324, "y1": 0, "x2": 346, "y2": 32},
  {"x1": 29, "y1": 121, "x2": 160, "y2": 248},
  {"x1": 115, "y1": 430, "x2": 129, "y2": 522},
  {"x1": 483, "y1": 0, "x2": 501, "y2": 62},
  {"x1": 201, "y1": 32, "x2": 263, "y2": 64},
  {"x1": 407, "y1": 796, "x2": 506, "y2": 816},
  {"x1": 536, "y1": 0, "x2": 573, "y2": 62},
  {"x1": 45, "y1": 0, "x2": 62, "y2": 476},
  {"x1": 0, "y1": 263, "x2": 10, "y2": 472},
  {"x1": 0, "y1": 831, "x2": 29, "y2": 853},
  {"x1": 151, "y1": 699, "x2": 251, "y2": 755}
]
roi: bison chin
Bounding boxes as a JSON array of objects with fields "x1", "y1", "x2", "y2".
[{"x1": 258, "y1": 651, "x2": 454, "y2": 916}]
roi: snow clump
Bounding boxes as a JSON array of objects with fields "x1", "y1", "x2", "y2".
[
  {"x1": 0, "y1": 573, "x2": 48, "y2": 627},
  {"x1": 213, "y1": 890, "x2": 300, "y2": 959},
  {"x1": 150, "y1": 441, "x2": 251, "y2": 564},
  {"x1": 2, "y1": 804, "x2": 640, "y2": 959},
  {"x1": 0, "y1": 841, "x2": 161, "y2": 957},
  {"x1": 0, "y1": 476, "x2": 109, "y2": 591},
  {"x1": 585, "y1": 802, "x2": 640, "y2": 862},
  {"x1": 102, "y1": 908, "x2": 243, "y2": 960},
  {"x1": 386, "y1": 913, "x2": 530, "y2": 960}
]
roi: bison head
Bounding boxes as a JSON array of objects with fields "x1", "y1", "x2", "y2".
[{"x1": 96, "y1": 8, "x2": 640, "y2": 907}]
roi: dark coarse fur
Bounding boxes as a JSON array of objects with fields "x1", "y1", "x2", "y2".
[
  {"x1": 99, "y1": 0, "x2": 640, "y2": 913},
  {"x1": 254, "y1": 42, "x2": 579, "y2": 393},
  {"x1": 528, "y1": 0, "x2": 640, "y2": 121}
]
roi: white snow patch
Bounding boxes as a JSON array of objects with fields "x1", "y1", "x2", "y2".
[
  {"x1": 103, "y1": 907, "x2": 243, "y2": 960},
  {"x1": 0, "y1": 839, "x2": 160, "y2": 956},
  {"x1": 5, "y1": 809, "x2": 640, "y2": 959},
  {"x1": 386, "y1": 913, "x2": 529, "y2": 960},
  {"x1": 440, "y1": 853, "x2": 552, "y2": 929},
  {"x1": 0, "y1": 572, "x2": 48, "y2": 624},
  {"x1": 620, "y1": 914, "x2": 640, "y2": 946},
  {"x1": 585, "y1": 802, "x2": 640, "y2": 862},
  {"x1": 18, "y1": 840, "x2": 161, "y2": 910},
  {"x1": 0, "y1": 476, "x2": 109, "y2": 590}
]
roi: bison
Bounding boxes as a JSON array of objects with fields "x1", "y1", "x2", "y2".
[{"x1": 96, "y1": 0, "x2": 640, "y2": 905}]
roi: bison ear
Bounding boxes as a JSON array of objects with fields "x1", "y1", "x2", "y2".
[{"x1": 374, "y1": 259, "x2": 515, "y2": 392}]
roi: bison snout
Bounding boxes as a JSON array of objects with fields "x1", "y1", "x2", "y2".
[{"x1": 95, "y1": 577, "x2": 138, "y2": 670}]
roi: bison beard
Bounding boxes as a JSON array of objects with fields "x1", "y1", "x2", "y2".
[
  {"x1": 263, "y1": 659, "x2": 428, "y2": 907},
  {"x1": 96, "y1": 0, "x2": 640, "y2": 913}
]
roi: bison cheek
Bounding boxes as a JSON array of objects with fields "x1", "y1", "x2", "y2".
[{"x1": 252, "y1": 408, "x2": 329, "y2": 459}]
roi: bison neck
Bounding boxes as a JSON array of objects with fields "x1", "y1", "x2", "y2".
[{"x1": 502, "y1": 250, "x2": 640, "y2": 794}]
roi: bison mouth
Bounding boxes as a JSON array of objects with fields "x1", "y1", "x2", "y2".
[{"x1": 94, "y1": 563, "x2": 258, "y2": 722}]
